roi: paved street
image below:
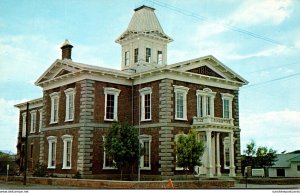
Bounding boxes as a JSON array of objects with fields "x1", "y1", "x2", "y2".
[{"x1": 1, "y1": 180, "x2": 300, "y2": 189}]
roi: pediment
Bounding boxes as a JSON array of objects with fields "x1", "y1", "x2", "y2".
[
  {"x1": 35, "y1": 59, "x2": 82, "y2": 85},
  {"x1": 168, "y1": 55, "x2": 248, "y2": 84}
]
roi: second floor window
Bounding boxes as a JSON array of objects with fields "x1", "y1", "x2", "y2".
[
  {"x1": 174, "y1": 85, "x2": 189, "y2": 120},
  {"x1": 139, "y1": 87, "x2": 152, "y2": 121},
  {"x1": 39, "y1": 110, "x2": 42, "y2": 132},
  {"x1": 50, "y1": 92, "x2": 59, "y2": 124},
  {"x1": 64, "y1": 88, "x2": 75, "y2": 121},
  {"x1": 30, "y1": 111, "x2": 36, "y2": 133},
  {"x1": 104, "y1": 87, "x2": 121, "y2": 121},
  {"x1": 146, "y1": 48, "x2": 151, "y2": 63},
  {"x1": 134, "y1": 48, "x2": 139, "y2": 63},
  {"x1": 221, "y1": 93, "x2": 234, "y2": 119},
  {"x1": 125, "y1": 51, "x2": 130, "y2": 66},
  {"x1": 22, "y1": 113, "x2": 26, "y2": 137},
  {"x1": 196, "y1": 88, "x2": 216, "y2": 117}
]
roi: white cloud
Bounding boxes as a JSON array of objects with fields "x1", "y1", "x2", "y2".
[
  {"x1": 228, "y1": 0, "x2": 293, "y2": 26},
  {"x1": 0, "y1": 98, "x2": 27, "y2": 153},
  {"x1": 240, "y1": 110, "x2": 300, "y2": 153}
]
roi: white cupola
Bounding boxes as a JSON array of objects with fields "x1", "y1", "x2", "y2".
[{"x1": 116, "y1": 5, "x2": 173, "y2": 71}]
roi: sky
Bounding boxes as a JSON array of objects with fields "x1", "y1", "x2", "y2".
[{"x1": 0, "y1": 0, "x2": 299, "y2": 154}]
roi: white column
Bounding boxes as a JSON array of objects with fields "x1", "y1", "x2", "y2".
[
  {"x1": 229, "y1": 132, "x2": 236, "y2": 177},
  {"x1": 216, "y1": 133, "x2": 221, "y2": 176},
  {"x1": 206, "y1": 130, "x2": 213, "y2": 178}
]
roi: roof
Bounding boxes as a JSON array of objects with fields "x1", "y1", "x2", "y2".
[
  {"x1": 271, "y1": 154, "x2": 300, "y2": 168},
  {"x1": 14, "y1": 97, "x2": 43, "y2": 111},
  {"x1": 289, "y1": 155, "x2": 300, "y2": 162},
  {"x1": 116, "y1": 5, "x2": 173, "y2": 43}
]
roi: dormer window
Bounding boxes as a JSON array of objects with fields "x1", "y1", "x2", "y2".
[
  {"x1": 146, "y1": 48, "x2": 151, "y2": 63},
  {"x1": 157, "y1": 51, "x2": 162, "y2": 65},
  {"x1": 125, "y1": 51, "x2": 130, "y2": 66}
]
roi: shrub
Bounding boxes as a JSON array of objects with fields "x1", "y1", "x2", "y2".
[{"x1": 32, "y1": 162, "x2": 47, "y2": 177}]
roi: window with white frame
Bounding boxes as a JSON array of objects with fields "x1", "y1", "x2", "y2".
[
  {"x1": 174, "y1": 85, "x2": 189, "y2": 120},
  {"x1": 30, "y1": 110, "x2": 37, "y2": 133},
  {"x1": 50, "y1": 92, "x2": 59, "y2": 124},
  {"x1": 39, "y1": 109, "x2": 42, "y2": 132},
  {"x1": 104, "y1": 87, "x2": 121, "y2": 121},
  {"x1": 157, "y1": 51, "x2": 163, "y2": 65},
  {"x1": 22, "y1": 113, "x2": 26, "y2": 138},
  {"x1": 47, "y1": 136, "x2": 57, "y2": 169},
  {"x1": 223, "y1": 137, "x2": 230, "y2": 169},
  {"x1": 102, "y1": 136, "x2": 116, "y2": 169},
  {"x1": 62, "y1": 135, "x2": 73, "y2": 169},
  {"x1": 140, "y1": 135, "x2": 152, "y2": 170},
  {"x1": 221, "y1": 93, "x2": 234, "y2": 119},
  {"x1": 175, "y1": 133, "x2": 187, "y2": 170},
  {"x1": 196, "y1": 88, "x2": 216, "y2": 117},
  {"x1": 64, "y1": 88, "x2": 75, "y2": 122},
  {"x1": 125, "y1": 51, "x2": 130, "y2": 66},
  {"x1": 146, "y1": 48, "x2": 151, "y2": 63},
  {"x1": 139, "y1": 87, "x2": 152, "y2": 121}
]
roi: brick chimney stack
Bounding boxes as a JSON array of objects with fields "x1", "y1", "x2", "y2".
[{"x1": 61, "y1": 39, "x2": 73, "y2": 60}]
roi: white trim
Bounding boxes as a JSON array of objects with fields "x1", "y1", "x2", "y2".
[
  {"x1": 30, "y1": 110, "x2": 37, "y2": 133},
  {"x1": 196, "y1": 88, "x2": 216, "y2": 118},
  {"x1": 50, "y1": 92, "x2": 59, "y2": 124},
  {"x1": 103, "y1": 87, "x2": 121, "y2": 121},
  {"x1": 139, "y1": 135, "x2": 152, "y2": 170},
  {"x1": 38, "y1": 109, "x2": 42, "y2": 132},
  {"x1": 22, "y1": 113, "x2": 26, "y2": 138},
  {"x1": 47, "y1": 136, "x2": 57, "y2": 169},
  {"x1": 64, "y1": 88, "x2": 75, "y2": 122},
  {"x1": 174, "y1": 85, "x2": 189, "y2": 120},
  {"x1": 139, "y1": 87, "x2": 152, "y2": 121},
  {"x1": 221, "y1": 93, "x2": 234, "y2": 119},
  {"x1": 61, "y1": 135, "x2": 73, "y2": 169},
  {"x1": 102, "y1": 136, "x2": 117, "y2": 170}
]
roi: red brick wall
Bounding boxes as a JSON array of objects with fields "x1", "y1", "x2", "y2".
[
  {"x1": 94, "y1": 82, "x2": 132, "y2": 124},
  {"x1": 43, "y1": 128, "x2": 79, "y2": 175},
  {"x1": 44, "y1": 82, "x2": 81, "y2": 128}
]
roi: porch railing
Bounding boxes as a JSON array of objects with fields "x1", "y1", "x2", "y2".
[{"x1": 193, "y1": 116, "x2": 234, "y2": 126}]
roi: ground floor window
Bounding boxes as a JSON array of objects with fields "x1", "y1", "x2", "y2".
[
  {"x1": 276, "y1": 168, "x2": 285, "y2": 177},
  {"x1": 62, "y1": 135, "x2": 73, "y2": 169},
  {"x1": 102, "y1": 136, "x2": 116, "y2": 169},
  {"x1": 139, "y1": 135, "x2": 152, "y2": 170},
  {"x1": 47, "y1": 136, "x2": 57, "y2": 169}
]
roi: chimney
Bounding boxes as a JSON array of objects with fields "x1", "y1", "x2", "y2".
[{"x1": 61, "y1": 39, "x2": 73, "y2": 60}]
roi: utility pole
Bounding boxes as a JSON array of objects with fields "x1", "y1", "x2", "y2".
[{"x1": 23, "y1": 102, "x2": 29, "y2": 185}]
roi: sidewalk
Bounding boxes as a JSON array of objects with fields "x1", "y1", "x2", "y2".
[{"x1": 233, "y1": 182, "x2": 300, "y2": 189}]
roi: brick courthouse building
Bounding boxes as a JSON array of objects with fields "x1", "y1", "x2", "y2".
[{"x1": 15, "y1": 5, "x2": 248, "y2": 179}]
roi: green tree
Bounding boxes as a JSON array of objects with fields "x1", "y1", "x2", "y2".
[
  {"x1": 0, "y1": 151, "x2": 17, "y2": 175},
  {"x1": 241, "y1": 141, "x2": 277, "y2": 175},
  {"x1": 104, "y1": 122, "x2": 140, "y2": 180},
  {"x1": 176, "y1": 130, "x2": 205, "y2": 178}
]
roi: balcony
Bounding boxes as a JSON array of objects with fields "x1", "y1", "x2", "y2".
[{"x1": 193, "y1": 116, "x2": 234, "y2": 127}]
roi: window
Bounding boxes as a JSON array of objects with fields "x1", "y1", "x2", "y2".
[
  {"x1": 104, "y1": 87, "x2": 121, "y2": 121},
  {"x1": 30, "y1": 111, "x2": 37, "y2": 133},
  {"x1": 125, "y1": 51, "x2": 130, "y2": 66},
  {"x1": 140, "y1": 135, "x2": 152, "y2": 170},
  {"x1": 102, "y1": 136, "x2": 116, "y2": 169},
  {"x1": 134, "y1": 48, "x2": 139, "y2": 63},
  {"x1": 39, "y1": 109, "x2": 42, "y2": 132},
  {"x1": 221, "y1": 93, "x2": 234, "y2": 119},
  {"x1": 157, "y1": 51, "x2": 163, "y2": 65},
  {"x1": 223, "y1": 137, "x2": 230, "y2": 169},
  {"x1": 297, "y1": 165, "x2": 300, "y2": 171},
  {"x1": 174, "y1": 85, "x2": 189, "y2": 120},
  {"x1": 62, "y1": 135, "x2": 73, "y2": 169},
  {"x1": 50, "y1": 92, "x2": 59, "y2": 124},
  {"x1": 65, "y1": 88, "x2": 75, "y2": 122},
  {"x1": 139, "y1": 87, "x2": 152, "y2": 121},
  {"x1": 30, "y1": 143, "x2": 34, "y2": 159},
  {"x1": 196, "y1": 88, "x2": 216, "y2": 117},
  {"x1": 277, "y1": 168, "x2": 285, "y2": 177},
  {"x1": 146, "y1": 48, "x2": 151, "y2": 63},
  {"x1": 47, "y1": 136, "x2": 57, "y2": 169},
  {"x1": 22, "y1": 113, "x2": 26, "y2": 138}
]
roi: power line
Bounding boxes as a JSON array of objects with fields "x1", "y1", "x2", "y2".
[
  {"x1": 247, "y1": 61, "x2": 300, "y2": 74},
  {"x1": 146, "y1": 0, "x2": 300, "y2": 51},
  {"x1": 243, "y1": 72, "x2": 300, "y2": 89}
]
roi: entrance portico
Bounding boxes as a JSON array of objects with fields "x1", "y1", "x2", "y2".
[{"x1": 193, "y1": 116, "x2": 237, "y2": 177}]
